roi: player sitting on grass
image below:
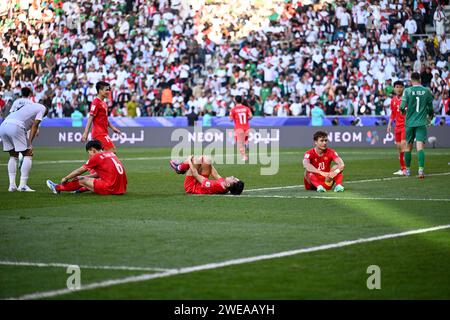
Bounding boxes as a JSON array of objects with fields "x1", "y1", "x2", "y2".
[
  {"x1": 170, "y1": 156, "x2": 245, "y2": 195},
  {"x1": 46, "y1": 140, "x2": 127, "y2": 195},
  {"x1": 303, "y1": 131, "x2": 345, "y2": 193}
]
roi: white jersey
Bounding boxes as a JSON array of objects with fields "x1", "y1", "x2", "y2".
[
  {"x1": 3, "y1": 102, "x2": 46, "y2": 131},
  {"x1": 9, "y1": 98, "x2": 35, "y2": 113}
]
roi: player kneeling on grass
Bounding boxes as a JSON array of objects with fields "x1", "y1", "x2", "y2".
[
  {"x1": 303, "y1": 131, "x2": 345, "y2": 193},
  {"x1": 46, "y1": 140, "x2": 127, "y2": 195},
  {"x1": 170, "y1": 156, "x2": 245, "y2": 195}
]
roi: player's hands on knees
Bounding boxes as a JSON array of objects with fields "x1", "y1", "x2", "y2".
[
  {"x1": 319, "y1": 171, "x2": 329, "y2": 178},
  {"x1": 328, "y1": 171, "x2": 337, "y2": 179}
]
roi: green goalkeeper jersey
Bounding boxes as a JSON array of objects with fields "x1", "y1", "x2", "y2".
[{"x1": 399, "y1": 85, "x2": 434, "y2": 127}]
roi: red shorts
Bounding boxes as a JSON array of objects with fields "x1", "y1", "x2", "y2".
[
  {"x1": 93, "y1": 179, "x2": 124, "y2": 195},
  {"x1": 394, "y1": 129, "x2": 406, "y2": 143},
  {"x1": 304, "y1": 173, "x2": 334, "y2": 191},
  {"x1": 234, "y1": 128, "x2": 249, "y2": 143},
  {"x1": 94, "y1": 135, "x2": 115, "y2": 151}
]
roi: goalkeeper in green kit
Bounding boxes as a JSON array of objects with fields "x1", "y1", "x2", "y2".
[{"x1": 399, "y1": 72, "x2": 434, "y2": 179}]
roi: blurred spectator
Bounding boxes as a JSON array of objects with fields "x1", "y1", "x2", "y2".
[
  {"x1": 311, "y1": 104, "x2": 325, "y2": 126},
  {"x1": 71, "y1": 108, "x2": 84, "y2": 127}
]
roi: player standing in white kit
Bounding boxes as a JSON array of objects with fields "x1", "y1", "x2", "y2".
[{"x1": 0, "y1": 87, "x2": 48, "y2": 192}]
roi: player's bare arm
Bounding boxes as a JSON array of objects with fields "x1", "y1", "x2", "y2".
[
  {"x1": 211, "y1": 165, "x2": 222, "y2": 180},
  {"x1": 328, "y1": 157, "x2": 345, "y2": 179},
  {"x1": 303, "y1": 158, "x2": 329, "y2": 178},
  {"x1": 27, "y1": 119, "x2": 41, "y2": 155},
  {"x1": 387, "y1": 118, "x2": 393, "y2": 133},
  {"x1": 82, "y1": 115, "x2": 94, "y2": 141},
  {"x1": 188, "y1": 156, "x2": 207, "y2": 184},
  {"x1": 108, "y1": 121, "x2": 121, "y2": 134},
  {"x1": 61, "y1": 166, "x2": 88, "y2": 184}
]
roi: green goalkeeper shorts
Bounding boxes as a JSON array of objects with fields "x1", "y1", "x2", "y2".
[{"x1": 406, "y1": 126, "x2": 427, "y2": 144}]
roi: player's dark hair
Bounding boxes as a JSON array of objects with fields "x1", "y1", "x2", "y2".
[
  {"x1": 96, "y1": 81, "x2": 110, "y2": 93},
  {"x1": 86, "y1": 140, "x2": 103, "y2": 151},
  {"x1": 21, "y1": 87, "x2": 32, "y2": 97},
  {"x1": 393, "y1": 81, "x2": 404, "y2": 87},
  {"x1": 229, "y1": 180, "x2": 245, "y2": 195},
  {"x1": 313, "y1": 131, "x2": 328, "y2": 141},
  {"x1": 411, "y1": 72, "x2": 421, "y2": 82},
  {"x1": 235, "y1": 96, "x2": 242, "y2": 104}
]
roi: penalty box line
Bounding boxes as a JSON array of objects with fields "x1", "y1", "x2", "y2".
[
  {"x1": 10, "y1": 224, "x2": 450, "y2": 300},
  {"x1": 245, "y1": 172, "x2": 450, "y2": 193}
]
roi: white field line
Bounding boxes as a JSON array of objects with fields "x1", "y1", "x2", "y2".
[
  {"x1": 0, "y1": 260, "x2": 172, "y2": 272},
  {"x1": 10, "y1": 224, "x2": 450, "y2": 300},
  {"x1": 237, "y1": 195, "x2": 450, "y2": 202},
  {"x1": 245, "y1": 172, "x2": 450, "y2": 193},
  {"x1": 0, "y1": 151, "x2": 448, "y2": 166}
]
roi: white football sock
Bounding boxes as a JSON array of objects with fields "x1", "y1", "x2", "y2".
[
  {"x1": 19, "y1": 156, "x2": 32, "y2": 187},
  {"x1": 8, "y1": 157, "x2": 18, "y2": 187}
]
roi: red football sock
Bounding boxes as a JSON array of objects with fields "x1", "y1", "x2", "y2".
[
  {"x1": 76, "y1": 187, "x2": 89, "y2": 193},
  {"x1": 178, "y1": 162, "x2": 190, "y2": 171},
  {"x1": 56, "y1": 180, "x2": 81, "y2": 192},
  {"x1": 399, "y1": 152, "x2": 406, "y2": 170},
  {"x1": 334, "y1": 172, "x2": 344, "y2": 185}
]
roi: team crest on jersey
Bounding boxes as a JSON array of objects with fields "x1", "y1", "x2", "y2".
[{"x1": 205, "y1": 181, "x2": 211, "y2": 187}]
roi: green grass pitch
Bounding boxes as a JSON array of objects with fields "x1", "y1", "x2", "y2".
[{"x1": 0, "y1": 147, "x2": 449, "y2": 299}]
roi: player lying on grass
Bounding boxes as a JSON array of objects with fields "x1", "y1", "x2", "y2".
[
  {"x1": 303, "y1": 131, "x2": 345, "y2": 193},
  {"x1": 170, "y1": 156, "x2": 245, "y2": 195},
  {"x1": 46, "y1": 140, "x2": 127, "y2": 195}
]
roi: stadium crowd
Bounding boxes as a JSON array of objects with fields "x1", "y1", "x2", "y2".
[{"x1": 0, "y1": 0, "x2": 449, "y2": 120}]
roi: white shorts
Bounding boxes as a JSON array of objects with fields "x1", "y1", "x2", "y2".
[{"x1": 0, "y1": 122, "x2": 29, "y2": 152}]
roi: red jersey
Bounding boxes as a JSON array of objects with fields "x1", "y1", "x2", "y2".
[
  {"x1": 198, "y1": 178, "x2": 228, "y2": 194},
  {"x1": 390, "y1": 96, "x2": 405, "y2": 130},
  {"x1": 303, "y1": 147, "x2": 340, "y2": 172},
  {"x1": 90, "y1": 97, "x2": 109, "y2": 138},
  {"x1": 230, "y1": 104, "x2": 252, "y2": 130},
  {"x1": 83, "y1": 152, "x2": 127, "y2": 194}
]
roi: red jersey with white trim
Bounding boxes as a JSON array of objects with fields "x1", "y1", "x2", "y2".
[
  {"x1": 83, "y1": 152, "x2": 127, "y2": 194},
  {"x1": 390, "y1": 96, "x2": 405, "y2": 130},
  {"x1": 90, "y1": 97, "x2": 109, "y2": 138},
  {"x1": 198, "y1": 177, "x2": 228, "y2": 194},
  {"x1": 230, "y1": 104, "x2": 252, "y2": 130},
  {"x1": 304, "y1": 148, "x2": 340, "y2": 172}
]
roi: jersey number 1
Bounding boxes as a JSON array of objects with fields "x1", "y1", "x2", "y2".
[{"x1": 416, "y1": 97, "x2": 419, "y2": 113}]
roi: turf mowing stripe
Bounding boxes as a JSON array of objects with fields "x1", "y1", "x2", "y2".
[
  {"x1": 236, "y1": 195, "x2": 450, "y2": 202},
  {"x1": 245, "y1": 172, "x2": 450, "y2": 192},
  {"x1": 10, "y1": 224, "x2": 450, "y2": 300},
  {"x1": 0, "y1": 261, "x2": 172, "y2": 272}
]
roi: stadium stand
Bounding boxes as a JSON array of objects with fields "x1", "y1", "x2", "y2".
[{"x1": 0, "y1": 0, "x2": 449, "y2": 121}]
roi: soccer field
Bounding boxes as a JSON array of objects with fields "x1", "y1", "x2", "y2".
[{"x1": 0, "y1": 147, "x2": 449, "y2": 299}]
